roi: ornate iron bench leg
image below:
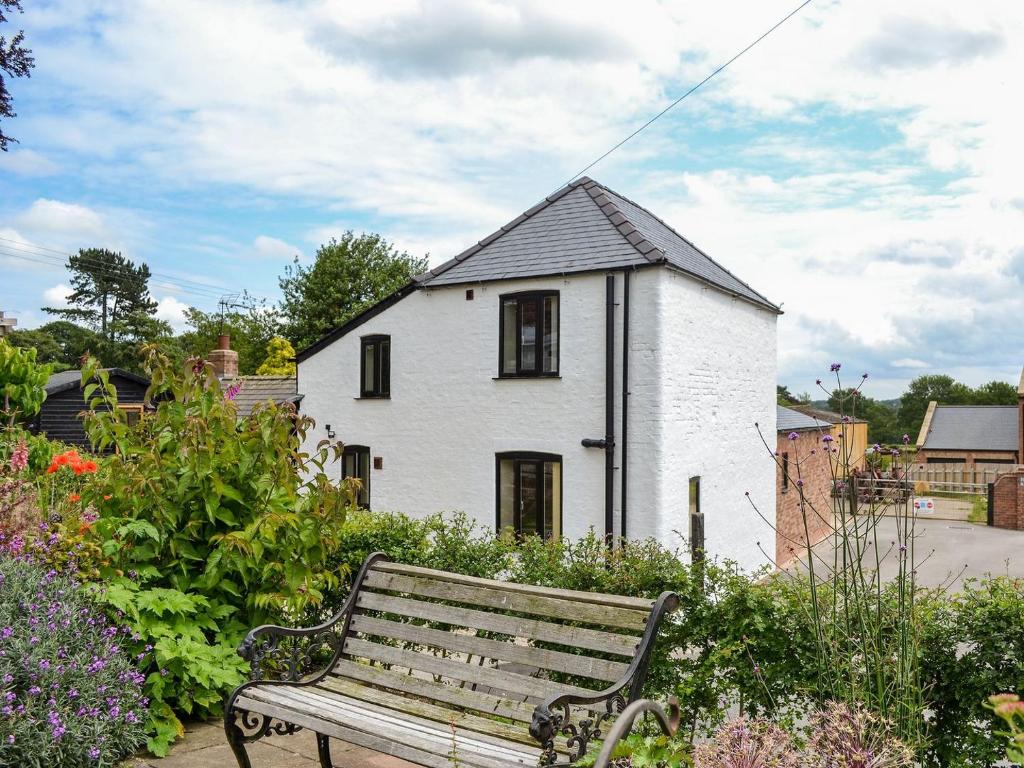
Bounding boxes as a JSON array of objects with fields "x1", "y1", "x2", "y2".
[
  {"x1": 224, "y1": 706, "x2": 254, "y2": 768},
  {"x1": 317, "y1": 733, "x2": 333, "y2": 767}
]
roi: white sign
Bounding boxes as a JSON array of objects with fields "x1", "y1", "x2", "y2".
[{"x1": 913, "y1": 498, "x2": 935, "y2": 514}]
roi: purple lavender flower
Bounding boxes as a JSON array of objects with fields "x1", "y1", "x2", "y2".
[
  {"x1": 788, "y1": 431, "x2": 799, "y2": 441},
  {"x1": 822, "y1": 435, "x2": 834, "y2": 443},
  {"x1": 830, "y1": 362, "x2": 841, "y2": 372},
  {"x1": 89, "y1": 747, "x2": 101, "y2": 760}
]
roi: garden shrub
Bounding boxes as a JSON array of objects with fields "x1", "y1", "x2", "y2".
[
  {"x1": 72, "y1": 351, "x2": 352, "y2": 753},
  {"x1": 920, "y1": 576, "x2": 1024, "y2": 767},
  {"x1": 0, "y1": 556, "x2": 147, "y2": 768}
]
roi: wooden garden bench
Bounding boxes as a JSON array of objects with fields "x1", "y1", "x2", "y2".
[{"x1": 224, "y1": 552, "x2": 679, "y2": 768}]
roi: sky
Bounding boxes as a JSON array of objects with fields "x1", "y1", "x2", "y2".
[{"x1": 0, "y1": 0, "x2": 1022, "y2": 399}]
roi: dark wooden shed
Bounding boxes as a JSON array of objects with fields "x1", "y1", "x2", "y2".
[{"x1": 33, "y1": 368, "x2": 150, "y2": 449}]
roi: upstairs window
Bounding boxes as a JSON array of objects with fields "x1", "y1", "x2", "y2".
[
  {"x1": 499, "y1": 292, "x2": 559, "y2": 377},
  {"x1": 360, "y1": 335, "x2": 390, "y2": 398},
  {"x1": 342, "y1": 445, "x2": 371, "y2": 509},
  {"x1": 496, "y1": 452, "x2": 561, "y2": 539}
]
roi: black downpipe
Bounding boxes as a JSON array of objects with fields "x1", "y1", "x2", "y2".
[
  {"x1": 605, "y1": 274, "x2": 615, "y2": 543},
  {"x1": 620, "y1": 271, "x2": 630, "y2": 541}
]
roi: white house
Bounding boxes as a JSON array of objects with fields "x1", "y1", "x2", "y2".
[{"x1": 297, "y1": 177, "x2": 780, "y2": 569}]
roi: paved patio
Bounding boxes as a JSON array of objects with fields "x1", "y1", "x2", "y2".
[{"x1": 127, "y1": 720, "x2": 414, "y2": 768}]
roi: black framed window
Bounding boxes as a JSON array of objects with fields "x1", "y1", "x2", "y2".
[
  {"x1": 499, "y1": 292, "x2": 558, "y2": 377},
  {"x1": 688, "y1": 476, "x2": 704, "y2": 562},
  {"x1": 496, "y1": 452, "x2": 561, "y2": 538},
  {"x1": 342, "y1": 445, "x2": 371, "y2": 509},
  {"x1": 781, "y1": 452, "x2": 790, "y2": 491},
  {"x1": 360, "y1": 335, "x2": 390, "y2": 398}
]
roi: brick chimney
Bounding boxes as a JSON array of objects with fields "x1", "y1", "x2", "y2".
[{"x1": 209, "y1": 334, "x2": 238, "y2": 380}]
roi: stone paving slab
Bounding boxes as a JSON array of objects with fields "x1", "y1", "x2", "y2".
[{"x1": 126, "y1": 720, "x2": 416, "y2": 768}]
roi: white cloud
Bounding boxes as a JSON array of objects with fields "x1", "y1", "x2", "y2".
[
  {"x1": 891, "y1": 358, "x2": 931, "y2": 369},
  {"x1": 251, "y1": 235, "x2": 299, "y2": 261},
  {"x1": 0, "y1": 149, "x2": 60, "y2": 177},
  {"x1": 42, "y1": 283, "x2": 73, "y2": 307},
  {"x1": 18, "y1": 199, "x2": 106, "y2": 240},
  {"x1": 154, "y1": 295, "x2": 189, "y2": 331}
]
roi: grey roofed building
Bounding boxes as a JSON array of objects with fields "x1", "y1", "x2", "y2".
[
  {"x1": 297, "y1": 175, "x2": 779, "y2": 362},
  {"x1": 919, "y1": 405, "x2": 1019, "y2": 452},
  {"x1": 777, "y1": 404, "x2": 830, "y2": 433},
  {"x1": 417, "y1": 176, "x2": 778, "y2": 311},
  {"x1": 231, "y1": 375, "x2": 302, "y2": 418},
  {"x1": 44, "y1": 368, "x2": 149, "y2": 396}
]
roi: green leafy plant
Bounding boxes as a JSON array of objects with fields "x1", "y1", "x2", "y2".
[
  {"x1": 0, "y1": 339, "x2": 51, "y2": 428},
  {"x1": 73, "y1": 349, "x2": 351, "y2": 753}
]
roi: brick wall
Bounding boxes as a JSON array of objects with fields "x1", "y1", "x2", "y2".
[
  {"x1": 992, "y1": 470, "x2": 1024, "y2": 530},
  {"x1": 776, "y1": 429, "x2": 834, "y2": 568}
]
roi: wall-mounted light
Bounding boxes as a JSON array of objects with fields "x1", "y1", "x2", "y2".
[{"x1": 325, "y1": 423, "x2": 336, "y2": 439}]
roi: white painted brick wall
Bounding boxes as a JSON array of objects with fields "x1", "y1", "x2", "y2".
[
  {"x1": 653, "y1": 269, "x2": 778, "y2": 569},
  {"x1": 297, "y1": 266, "x2": 777, "y2": 570}
]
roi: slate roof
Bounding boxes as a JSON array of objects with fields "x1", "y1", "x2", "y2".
[
  {"x1": 920, "y1": 405, "x2": 1018, "y2": 452},
  {"x1": 232, "y1": 376, "x2": 302, "y2": 417},
  {"x1": 777, "y1": 405, "x2": 830, "y2": 433},
  {"x1": 44, "y1": 368, "x2": 149, "y2": 396},
  {"x1": 790, "y1": 405, "x2": 867, "y2": 425},
  {"x1": 417, "y1": 177, "x2": 779, "y2": 311},
  {"x1": 297, "y1": 176, "x2": 778, "y2": 361}
]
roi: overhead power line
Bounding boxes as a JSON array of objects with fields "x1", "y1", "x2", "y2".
[
  {"x1": 563, "y1": 0, "x2": 814, "y2": 186},
  {"x1": 0, "y1": 236, "x2": 234, "y2": 297}
]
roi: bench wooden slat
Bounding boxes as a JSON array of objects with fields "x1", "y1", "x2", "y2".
[
  {"x1": 375, "y1": 561, "x2": 657, "y2": 611},
  {"x1": 343, "y1": 637, "x2": 594, "y2": 701},
  {"x1": 363, "y1": 570, "x2": 649, "y2": 631},
  {"x1": 316, "y1": 676, "x2": 539, "y2": 747},
  {"x1": 329, "y1": 659, "x2": 535, "y2": 723},
  {"x1": 237, "y1": 689, "x2": 532, "y2": 768},
  {"x1": 350, "y1": 614, "x2": 628, "y2": 683},
  {"x1": 256, "y1": 685, "x2": 540, "y2": 767},
  {"x1": 278, "y1": 685, "x2": 539, "y2": 757},
  {"x1": 357, "y1": 591, "x2": 641, "y2": 657}
]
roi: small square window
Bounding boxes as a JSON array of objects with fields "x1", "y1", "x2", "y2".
[
  {"x1": 118, "y1": 404, "x2": 144, "y2": 427},
  {"x1": 498, "y1": 292, "x2": 559, "y2": 377},
  {"x1": 360, "y1": 335, "x2": 390, "y2": 398}
]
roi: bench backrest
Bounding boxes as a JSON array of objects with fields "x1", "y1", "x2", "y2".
[{"x1": 328, "y1": 555, "x2": 676, "y2": 727}]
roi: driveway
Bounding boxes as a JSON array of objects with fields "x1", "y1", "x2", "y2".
[{"x1": 807, "y1": 517, "x2": 1024, "y2": 592}]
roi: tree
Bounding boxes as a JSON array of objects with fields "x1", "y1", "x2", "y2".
[
  {"x1": 177, "y1": 301, "x2": 281, "y2": 376},
  {"x1": 971, "y1": 380, "x2": 1018, "y2": 406},
  {"x1": 0, "y1": 339, "x2": 50, "y2": 427},
  {"x1": 896, "y1": 375, "x2": 973, "y2": 441},
  {"x1": 256, "y1": 336, "x2": 296, "y2": 376},
  {"x1": 777, "y1": 384, "x2": 796, "y2": 406},
  {"x1": 44, "y1": 248, "x2": 159, "y2": 340},
  {"x1": 279, "y1": 232, "x2": 428, "y2": 350},
  {"x1": 0, "y1": 1, "x2": 34, "y2": 151},
  {"x1": 828, "y1": 387, "x2": 899, "y2": 444},
  {"x1": 5, "y1": 328, "x2": 69, "y2": 371}
]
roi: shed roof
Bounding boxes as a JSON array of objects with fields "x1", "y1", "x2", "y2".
[
  {"x1": 231, "y1": 376, "x2": 302, "y2": 417},
  {"x1": 920, "y1": 405, "x2": 1018, "y2": 452},
  {"x1": 777, "y1": 405, "x2": 830, "y2": 433},
  {"x1": 44, "y1": 368, "x2": 149, "y2": 396}
]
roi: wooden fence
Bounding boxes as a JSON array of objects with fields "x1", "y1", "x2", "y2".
[{"x1": 906, "y1": 462, "x2": 1018, "y2": 488}]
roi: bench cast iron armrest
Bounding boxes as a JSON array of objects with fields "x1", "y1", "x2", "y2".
[
  {"x1": 236, "y1": 552, "x2": 388, "y2": 683},
  {"x1": 529, "y1": 590, "x2": 680, "y2": 765},
  {"x1": 590, "y1": 698, "x2": 680, "y2": 768}
]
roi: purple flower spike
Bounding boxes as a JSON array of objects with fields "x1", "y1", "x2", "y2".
[
  {"x1": 788, "y1": 431, "x2": 799, "y2": 441},
  {"x1": 902, "y1": 433, "x2": 910, "y2": 444},
  {"x1": 822, "y1": 434, "x2": 834, "y2": 443},
  {"x1": 830, "y1": 362, "x2": 841, "y2": 372}
]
